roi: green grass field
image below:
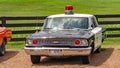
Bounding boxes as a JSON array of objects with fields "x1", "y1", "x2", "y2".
[
  {"x1": 0, "y1": 0, "x2": 120, "y2": 16},
  {"x1": 0, "y1": 0, "x2": 119, "y2": 49}
]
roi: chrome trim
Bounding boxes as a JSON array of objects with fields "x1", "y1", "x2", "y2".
[{"x1": 24, "y1": 47, "x2": 91, "y2": 56}]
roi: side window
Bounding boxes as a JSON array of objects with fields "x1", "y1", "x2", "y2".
[{"x1": 91, "y1": 17, "x2": 97, "y2": 28}]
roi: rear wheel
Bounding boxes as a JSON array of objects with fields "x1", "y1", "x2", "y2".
[
  {"x1": 81, "y1": 55, "x2": 90, "y2": 64},
  {"x1": 0, "y1": 40, "x2": 6, "y2": 56},
  {"x1": 30, "y1": 55, "x2": 41, "y2": 64}
]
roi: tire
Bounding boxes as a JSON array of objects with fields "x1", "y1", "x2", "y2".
[
  {"x1": 81, "y1": 55, "x2": 90, "y2": 64},
  {"x1": 30, "y1": 55, "x2": 41, "y2": 64},
  {"x1": 91, "y1": 43, "x2": 94, "y2": 54},
  {"x1": 95, "y1": 46, "x2": 101, "y2": 53},
  {"x1": 0, "y1": 40, "x2": 6, "y2": 56}
]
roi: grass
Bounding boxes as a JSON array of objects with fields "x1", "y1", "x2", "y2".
[
  {"x1": 102, "y1": 38, "x2": 120, "y2": 45},
  {"x1": 0, "y1": 0, "x2": 120, "y2": 16},
  {"x1": 6, "y1": 41, "x2": 25, "y2": 49},
  {"x1": 0, "y1": 0, "x2": 118, "y2": 49}
]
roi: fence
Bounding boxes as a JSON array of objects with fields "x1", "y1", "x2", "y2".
[{"x1": 0, "y1": 14, "x2": 120, "y2": 41}]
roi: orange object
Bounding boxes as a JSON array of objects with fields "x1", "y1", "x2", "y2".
[{"x1": 0, "y1": 27, "x2": 12, "y2": 56}]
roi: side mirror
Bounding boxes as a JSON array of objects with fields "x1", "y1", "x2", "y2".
[{"x1": 88, "y1": 27, "x2": 93, "y2": 30}]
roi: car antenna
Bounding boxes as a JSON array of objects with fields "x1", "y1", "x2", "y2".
[{"x1": 35, "y1": 16, "x2": 39, "y2": 33}]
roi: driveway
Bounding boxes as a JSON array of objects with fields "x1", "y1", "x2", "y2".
[{"x1": 0, "y1": 48, "x2": 120, "y2": 68}]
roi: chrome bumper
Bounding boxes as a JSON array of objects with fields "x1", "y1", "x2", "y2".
[{"x1": 24, "y1": 47, "x2": 92, "y2": 56}]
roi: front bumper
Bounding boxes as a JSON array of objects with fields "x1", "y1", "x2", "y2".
[{"x1": 24, "y1": 47, "x2": 92, "y2": 56}]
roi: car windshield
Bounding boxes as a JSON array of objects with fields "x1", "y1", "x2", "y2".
[{"x1": 43, "y1": 17, "x2": 88, "y2": 30}]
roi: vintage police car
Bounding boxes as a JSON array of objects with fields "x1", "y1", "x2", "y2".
[{"x1": 25, "y1": 5, "x2": 105, "y2": 64}]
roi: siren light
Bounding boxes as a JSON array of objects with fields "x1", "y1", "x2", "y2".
[
  {"x1": 65, "y1": 5, "x2": 74, "y2": 14},
  {"x1": 65, "y1": 5, "x2": 73, "y2": 10}
]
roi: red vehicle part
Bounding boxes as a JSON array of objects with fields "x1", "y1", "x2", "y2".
[{"x1": 0, "y1": 27, "x2": 12, "y2": 56}]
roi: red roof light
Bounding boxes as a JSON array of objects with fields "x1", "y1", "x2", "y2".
[{"x1": 65, "y1": 5, "x2": 73, "y2": 10}]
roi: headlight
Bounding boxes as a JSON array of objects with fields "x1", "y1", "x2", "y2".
[
  {"x1": 26, "y1": 39, "x2": 33, "y2": 44},
  {"x1": 33, "y1": 39, "x2": 38, "y2": 45},
  {"x1": 74, "y1": 39, "x2": 81, "y2": 45},
  {"x1": 80, "y1": 39, "x2": 88, "y2": 46},
  {"x1": 74, "y1": 39, "x2": 88, "y2": 46},
  {"x1": 26, "y1": 39, "x2": 39, "y2": 45}
]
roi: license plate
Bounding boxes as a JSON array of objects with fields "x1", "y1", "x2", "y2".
[{"x1": 49, "y1": 50, "x2": 62, "y2": 55}]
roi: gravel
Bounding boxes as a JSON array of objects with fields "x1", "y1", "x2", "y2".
[{"x1": 0, "y1": 48, "x2": 120, "y2": 68}]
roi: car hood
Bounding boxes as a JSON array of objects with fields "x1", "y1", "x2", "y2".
[{"x1": 28, "y1": 29, "x2": 94, "y2": 39}]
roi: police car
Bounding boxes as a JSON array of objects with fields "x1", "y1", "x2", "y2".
[{"x1": 25, "y1": 5, "x2": 106, "y2": 64}]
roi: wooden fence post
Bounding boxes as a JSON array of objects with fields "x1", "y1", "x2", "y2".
[{"x1": 1, "y1": 17, "x2": 6, "y2": 27}]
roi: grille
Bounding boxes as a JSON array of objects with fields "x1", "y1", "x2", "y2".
[{"x1": 38, "y1": 38, "x2": 74, "y2": 45}]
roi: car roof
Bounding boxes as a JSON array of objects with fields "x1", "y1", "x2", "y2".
[{"x1": 47, "y1": 14, "x2": 94, "y2": 18}]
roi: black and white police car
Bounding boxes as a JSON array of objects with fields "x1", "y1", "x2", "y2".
[{"x1": 25, "y1": 5, "x2": 106, "y2": 64}]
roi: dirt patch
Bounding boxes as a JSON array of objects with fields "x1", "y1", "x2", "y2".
[{"x1": 0, "y1": 48, "x2": 120, "y2": 68}]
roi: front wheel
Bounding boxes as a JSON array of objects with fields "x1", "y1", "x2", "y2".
[
  {"x1": 81, "y1": 55, "x2": 91, "y2": 64},
  {"x1": 0, "y1": 40, "x2": 6, "y2": 56},
  {"x1": 30, "y1": 55, "x2": 41, "y2": 64},
  {"x1": 95, "y1": 46, "x2": 101, "y2": 53}
]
